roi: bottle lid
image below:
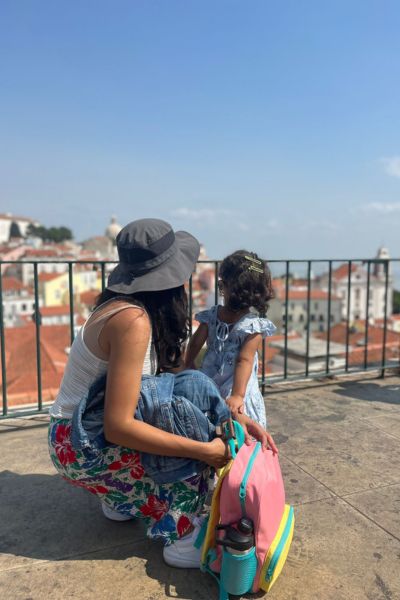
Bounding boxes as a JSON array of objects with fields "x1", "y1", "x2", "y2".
[{"x1": 238, "y1": 518, "x2": 254, "y2": 535}]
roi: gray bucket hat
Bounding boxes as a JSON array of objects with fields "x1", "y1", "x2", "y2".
[{"x1": 107, "y1": 218, "x2": 200, "y2": 294}]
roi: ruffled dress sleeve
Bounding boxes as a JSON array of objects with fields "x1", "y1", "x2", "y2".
[
  {"x1": 194, "y1": 308, "x2": 214, "y2": 325},
  {"x1": 236, "y1": 315, "x2": 277, "y2": 339}
]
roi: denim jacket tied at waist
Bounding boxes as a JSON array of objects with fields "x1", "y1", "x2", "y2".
[{"x1": 70, "y1": 369, "x2": 230, "y2": 484}]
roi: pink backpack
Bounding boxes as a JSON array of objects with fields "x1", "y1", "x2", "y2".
[{"x1": 199, "y1": 422, "x2": 294, "y2": 598}]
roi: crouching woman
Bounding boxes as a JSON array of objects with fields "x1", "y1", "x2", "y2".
[{"x1": 48, "y1": 219, "x2": 276, "y2": 568}]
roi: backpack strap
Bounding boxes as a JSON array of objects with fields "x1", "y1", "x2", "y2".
[{"x1": 200, "y1": 420, "x2": 246, "y2": 569}]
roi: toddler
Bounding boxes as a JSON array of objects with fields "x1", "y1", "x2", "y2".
[{"x1": 185, "y1": 250, "x2": 276, "y2": 429}]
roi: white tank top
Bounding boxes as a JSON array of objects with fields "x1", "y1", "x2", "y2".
[{"x1": 49, "y1": 301, "x2": 156, "y2": 419}]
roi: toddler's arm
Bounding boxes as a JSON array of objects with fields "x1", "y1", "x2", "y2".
[
  {"x1": 184, "y1": 323, "x2": 208, "y2": 369},
  {"x1": 226, "y1": 333, "x2": 262, "y2": 416}
]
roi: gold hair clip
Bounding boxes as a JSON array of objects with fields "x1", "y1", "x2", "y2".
[
  {"x1": 248, "y1": 265, "x2": 264, "y2": 273},
  {"x1": 244, "y1": 255, "x2": 262, "y2": 265}
]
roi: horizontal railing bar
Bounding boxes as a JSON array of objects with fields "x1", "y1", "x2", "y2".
[
  {"x1": 261, "y1": 362, "x2": 400, "y2": 384},
  {"x1": 1, "y1": 258, "x2": 400, "y2": 264}
]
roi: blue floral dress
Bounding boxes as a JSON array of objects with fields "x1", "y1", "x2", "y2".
[{"x1": 195, "y1": 306, "x2": 276, "y2": 429}]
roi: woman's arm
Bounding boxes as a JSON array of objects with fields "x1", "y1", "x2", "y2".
[
  {"x1": 102, "y1": 309, "x2": 228, "y2": 469},
  {"x1": 226, "y1": 333, "x2": 262, "y2": 415},
  {"x1": 184, "y1": 322, "x2": 208, "y2": 369}
]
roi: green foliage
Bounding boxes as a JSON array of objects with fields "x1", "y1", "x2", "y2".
[
  {"x1": 393, "y1": 290, "x2": 400, "y2": 314},
  {"x1": 27, "y1": 224, "x2": 73, "y2": 242},
  {"x1": 9, "y1": 221, "x2": 22, "y2": 238}
]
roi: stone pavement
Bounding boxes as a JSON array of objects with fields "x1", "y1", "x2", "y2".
[{"x1": 1, "y1": 374, "x2": 399, "y2": 600}]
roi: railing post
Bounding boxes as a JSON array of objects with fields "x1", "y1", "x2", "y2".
[
  {"x1": 345, "y1": 260, "x2": 352, "y2": 372},
  {"x1": 305, "y1": 261, "x2": 312, "y2": 377},
  {"x1": 188, "y1": 275, "x2": 193, "y2": 337},
  {"x1": 101, "y1": 262, "x2": 106, "y2": 293},
  {"x1": 284, "y1": 261, "x2": 289, "y2": 380},
  {"x1": 380, "y1": 261, "x2": 389, "y2": 378},
  {"x1": 214, "y1": 261, "x2": 219, "y2": 305},
  {"x1": 325, "y1": 261, "x2": 332, "y2": 375},
  {"x1": 0, "y1": 267, "x2": 8, "y2": 416},
  {"x1": 33, "y1": 263, "x2": 43, "y2": 411},
  {"x1": 364, "y1": 261, "x2": 371, "y2": 370}
]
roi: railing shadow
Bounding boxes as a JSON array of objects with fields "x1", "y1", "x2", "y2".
[{"x1": 334, "y1": 382, "x2": 400, "y2": 405}]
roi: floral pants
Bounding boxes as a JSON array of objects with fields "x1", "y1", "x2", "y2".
[{"x1": 48, "y1": 418, "x2": 211, "y2": 545}]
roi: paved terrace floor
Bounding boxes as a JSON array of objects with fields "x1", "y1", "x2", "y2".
[{"x1": 1, "y1": 374, "x2": 400, "y2": 600}]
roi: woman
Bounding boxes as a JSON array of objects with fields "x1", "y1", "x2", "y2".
[{"x1": 48, "y1": 218, "x2": 276, "y2": 568}]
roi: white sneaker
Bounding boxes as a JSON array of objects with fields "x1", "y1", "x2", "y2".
[
  {"x1": 101, "y1": 502, "x2": 135, "y2": 522},
  {"x1": 163, "y1": 516, "x2": 205, "y2": 569}
]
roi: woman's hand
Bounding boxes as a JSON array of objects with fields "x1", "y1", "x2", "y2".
[
  {"x1": 234, "y1": 413, "x2": 278, "y2": 455},
  {"x1": 203, "y1": 437, "x2": 231, "y2": 469}
]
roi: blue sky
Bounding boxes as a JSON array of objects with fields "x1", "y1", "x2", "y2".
[{"x1": 1, "y1": 1, "x2": 400, "y2": 262}]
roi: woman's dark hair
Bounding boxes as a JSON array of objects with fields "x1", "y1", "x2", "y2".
[
  {"x1": 94, "y1": 286, "x2": 189, "y2": 372},
  {"x1": 219, "y1": 250, "x2": 274, "y2": 314}
]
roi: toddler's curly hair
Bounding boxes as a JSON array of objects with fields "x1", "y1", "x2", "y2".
[{"x1": 219, "y1": 250, "x2": 274, "y2": 314}]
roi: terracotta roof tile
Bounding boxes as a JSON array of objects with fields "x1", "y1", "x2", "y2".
[
  {"x1": 38, "y1": 272, "x2": 62, "y2": 282},
  {"x1": 79, "y1": 289, "x2": 99, "y2": 306},
  {"x1": 332, "y1": 263, "x2": 359, "y2": 280},
  {"x1": 2, "y1": 277, "x2": 26, "y2": 292},
  {"x1": 40, "y1": 306, "x2": 72, "y2": 316},
  {"x1": 1, "y1": 324, "x2": 70, "y2": 400}
]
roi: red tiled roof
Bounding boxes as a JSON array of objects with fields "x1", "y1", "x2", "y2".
[
  {"x1": 40, "y1": 306, "x2": 72, "y2": 316},
  {"x1": 332, "y1": 263, "x2": 359, "y2": 280},
  {"x1": 2, "y1": 277, "x2": 26, "y2": 292},
  {"x1": 79, "y1": 289, "x2": 99, "y2": 306},
  {"x1": 1, "y1": 324, "x2": 70, "y2": 400},
  {"x1": 316, "y1": 322, "x2": 400, "y2": 346},
  {"x1": 275, "y1": 289, "x2": 340, "y2": 301},
  {"x1": 24, "y1": 248, "x2": 59, "y2": 258},
  {"x1": 38, "y1": 272, "x2": 62, "y2": 282}
]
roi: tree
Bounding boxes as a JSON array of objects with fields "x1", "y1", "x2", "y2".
[
  {"x1": 9, "y1": 221, "x2": 22, "y2": 238},
  {"x1": 393, "y1": 290, "x2": 400, "y2": 314},
  {"x1": 26, "y1": 224, "x2": 73, "y2": 242}
]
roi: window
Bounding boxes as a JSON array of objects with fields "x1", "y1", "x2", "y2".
[
  {"x1": 319, "y1": 314, "x2": 324, "y2": 321},
  {"x1": 299, "y1": 314, "x2": 304, "y2": 322},
  {"x1": 21, "y1": 303, "x2": 27, "y2": 311},
  {"x1": 310, "y1": 314, "x2": 315, "y2": 322},
  {"x1": 314, "y1": 302, "x2": 319, "y2": 310},
  {"x1": 355, "y1": 288, "x2": 361, "y2": 301}
]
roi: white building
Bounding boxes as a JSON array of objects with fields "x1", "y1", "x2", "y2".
[
  {"x1": 268, "y1": 337, "x2": 347, "y2": 373},
  {"x1": 105, "y1": 215, "x2": 122, "y2": 245},
  {"x1": 6, "y1": 247, "x2": 73, "y2": 286},
  {"x1": 39, "y1": 305, "x2": 77, "y2": 327},
  {"x1": 1, "y1": 277, "x2": 37, "y2": 327},
  {"x1": 0, "y1": 213, "x2": 40, "y2": 243},
  {"x1": 273, "y1": 289, "x2": 342, "y2": 334},
  {"x1": 317, "y1": 248, "x2": 393, "y2": 323}
]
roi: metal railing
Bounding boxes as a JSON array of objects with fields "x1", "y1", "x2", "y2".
[{"x1": 0, "y1": 258, "x2": 399, "y2": 419}]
